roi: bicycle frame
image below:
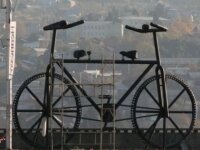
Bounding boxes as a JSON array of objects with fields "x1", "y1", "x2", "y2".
[
  {"x1": 13, "y1": 21, "x2": 197, "y2": 150},
  {"x1": 45, "y1": 30, "x2": 164, "y2": 116},
  {"x1": 54, "y1": 60, "x2": 156, "y2": 113}
]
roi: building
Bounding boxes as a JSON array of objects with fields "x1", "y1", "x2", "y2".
[
  {"x1": 67, "y1": 21, "x2": 122, "y2": 39},
  {"x1": 66, "y1": 17, "x2": 169, "y2": 40},
  {"x1": 120, "y1": 16, "x2": 168, "y2": 27},
  {"x1": 34, "y1": 48, "x2": 47, "y2": 57}
]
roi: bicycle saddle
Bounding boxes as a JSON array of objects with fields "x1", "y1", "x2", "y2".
[
  {"x1": 120, "y1": 50, "x2": 138, "y2": 60},
  {"x1": 43, "y1": 20, "x2": 67, "y2": 30},
  {"x1": 73, "y1": 50, "x2": 86, "y2": 60}
]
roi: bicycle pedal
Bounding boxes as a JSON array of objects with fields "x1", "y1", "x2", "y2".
[{"x1": 102, "y1": 103, "x2": 114, "y2": 122}]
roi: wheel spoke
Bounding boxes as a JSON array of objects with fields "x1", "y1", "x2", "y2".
[
  {"x1": 119, "y1": 104, "x2": 131, "y2": 108},
  {"x1": 135, "y1": 110, "x2": 160, "y2": 113},
  {"x1": 145, "y1": 116, "x2": 160, "y2": 143},
  {"x1": 79, "y1": 116, "x2": 101, "y2": 122},
  {"x1": 54, "y1": 113, "x2": 100, "y2": 122},
  {"x1": 52, "y1": 87, "x2": 70, "y2": 107},
  {"x1": 26, "y1": 116, "x2": 43, "y2": 135},
  {"x1": 163, "y1": 117, "x2": 166, "y2": 149},
  {"x1": 169, "y1": 89, "x2": 185, "y2": 108},
  {"x1": 137, "y1": 106, "x2": 159, "y2": 110},
  {"x1": 115, "y1": 118, "x2": 131, "y2": 122},
  {"x1": 169, "y1": 110, "x2": 193, "y2": 114},
  {"x1": 26, "y1": 86, "x2": 44, "y2": 108},
  {"x1": 52, "y1": 116, "x2": 69, "y2": 135},
  {"x1": 52, "y1": 115, "x2": 63, "y2": 128},
  {"x1": 144, "y1": 87, "x2": 160, "y2": 107},
  {"x1": 56, "y1": 106, "x2": 79, "y2": 109},
  {"x1": 144, "y1": 116, "x2": 160, "y2": 136},
  {"x1": 54, "y1": 113, "x2": 77, "y2": 119},
  {"x1": 168, "y1": 117, "x2": 185, "y2": 137},
  {"x1": 33, "y1": 118, "x2": 42, "y2": 146},
  {"x1": 53, "y1": 108, "x2": 78, "y2": 113},
  {"x1": 17, "y1": 109, "x2": 43, "y2": 112},
  {"x1": 136, "y1": 114, "x2": 159, "y2": 119}
]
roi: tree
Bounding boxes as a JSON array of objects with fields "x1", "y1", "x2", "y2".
[{"x1": 167, "y1": 16, "x2": 194, "y2": 39}]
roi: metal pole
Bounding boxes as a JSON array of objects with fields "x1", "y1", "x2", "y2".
[{"x1": 6, "y1": 0, "x2": 13, "y2": 149}]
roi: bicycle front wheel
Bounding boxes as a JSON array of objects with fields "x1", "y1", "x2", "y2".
[
  {"x1": 131, "y1": 74, "x2": 196, "y2": 149},
  {"x1": 13, "y1": 73, "x2": 81, "y2": 149}
]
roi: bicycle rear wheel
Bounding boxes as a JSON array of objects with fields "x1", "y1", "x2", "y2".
[
  {"x1": 131, "y1": 74, "x2": 196, "y2": 149},
  {"x1": 13, "y1": 73, "x2": 81, "y2": 149}
]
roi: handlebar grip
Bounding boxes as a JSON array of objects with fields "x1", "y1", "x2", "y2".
[
  {"x1": 65, "y1": 20, "x2": 84, "y2": 29},
  {"x1": 43, "y1": 20, "x2": 67, "y2": 30},
  {"x1": 43, "y1": 20, "x2": 84, "y2": 30},
  {"x1": 125, "y1": 25, "x2": 144, "y2": 33},
  {"x1": 150, "y1": 22, "x2": 168, "y2": 32}
]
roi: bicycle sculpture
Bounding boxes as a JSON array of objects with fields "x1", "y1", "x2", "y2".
[{"x1": 13, "y1": 20, "x2": 196, "y2": 149}]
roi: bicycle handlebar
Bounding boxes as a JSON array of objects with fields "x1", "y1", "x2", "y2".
[
  {"x1": 150, "y1": 22, "x2": 167, "y2": 32},
  {"x1": 65, "y1": 20, "x2": 84, "y2": 29},
  {"x1": 125, "y1": 25, "x2": 145, "y2": 33},
  {"x1": 43, "y1": 20, "x2": 84, "y2": 31},
  {"x1": 125, "y1": 23, "x2": 168, "y2": 33}
]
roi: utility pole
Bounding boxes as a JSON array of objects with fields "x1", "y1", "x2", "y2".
[
  {"x1": 5, "y1": 0, "x2": 15, "y2": 149},
  {"x1": 6, "y1": 0, "x2": 12, "y2": 149}
]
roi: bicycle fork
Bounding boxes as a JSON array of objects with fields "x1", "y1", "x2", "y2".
[
  {"x1": 155, "y1": 66, "x2": 169, "y2": 118},
  {"x1": 43, "y1": 64, "x2": 56, "y2": 149},
  {"x1": 155, "y1": 65, "x2": 169, "y2": 150}
]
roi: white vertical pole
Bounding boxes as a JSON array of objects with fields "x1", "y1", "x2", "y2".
[{"x1": 6, "y1": 0, "x2": 13, "y2": 149}]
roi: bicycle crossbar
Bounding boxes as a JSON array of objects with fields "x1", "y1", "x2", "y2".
[{"x1": 53, "y1": 58, "x2": 157, "y2": 64}]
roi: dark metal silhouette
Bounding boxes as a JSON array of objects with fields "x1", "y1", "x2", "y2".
[{"x1": 12, "y1": 20, "x2": 196, "y2": 150}]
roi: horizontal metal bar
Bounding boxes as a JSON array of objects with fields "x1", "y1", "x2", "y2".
[
  {"x1": 53, "y1": 58, "x2": 157, "y2": 64},
  {"x1": 0, "y1": 128, "x2": 198, "y2": 149}
]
